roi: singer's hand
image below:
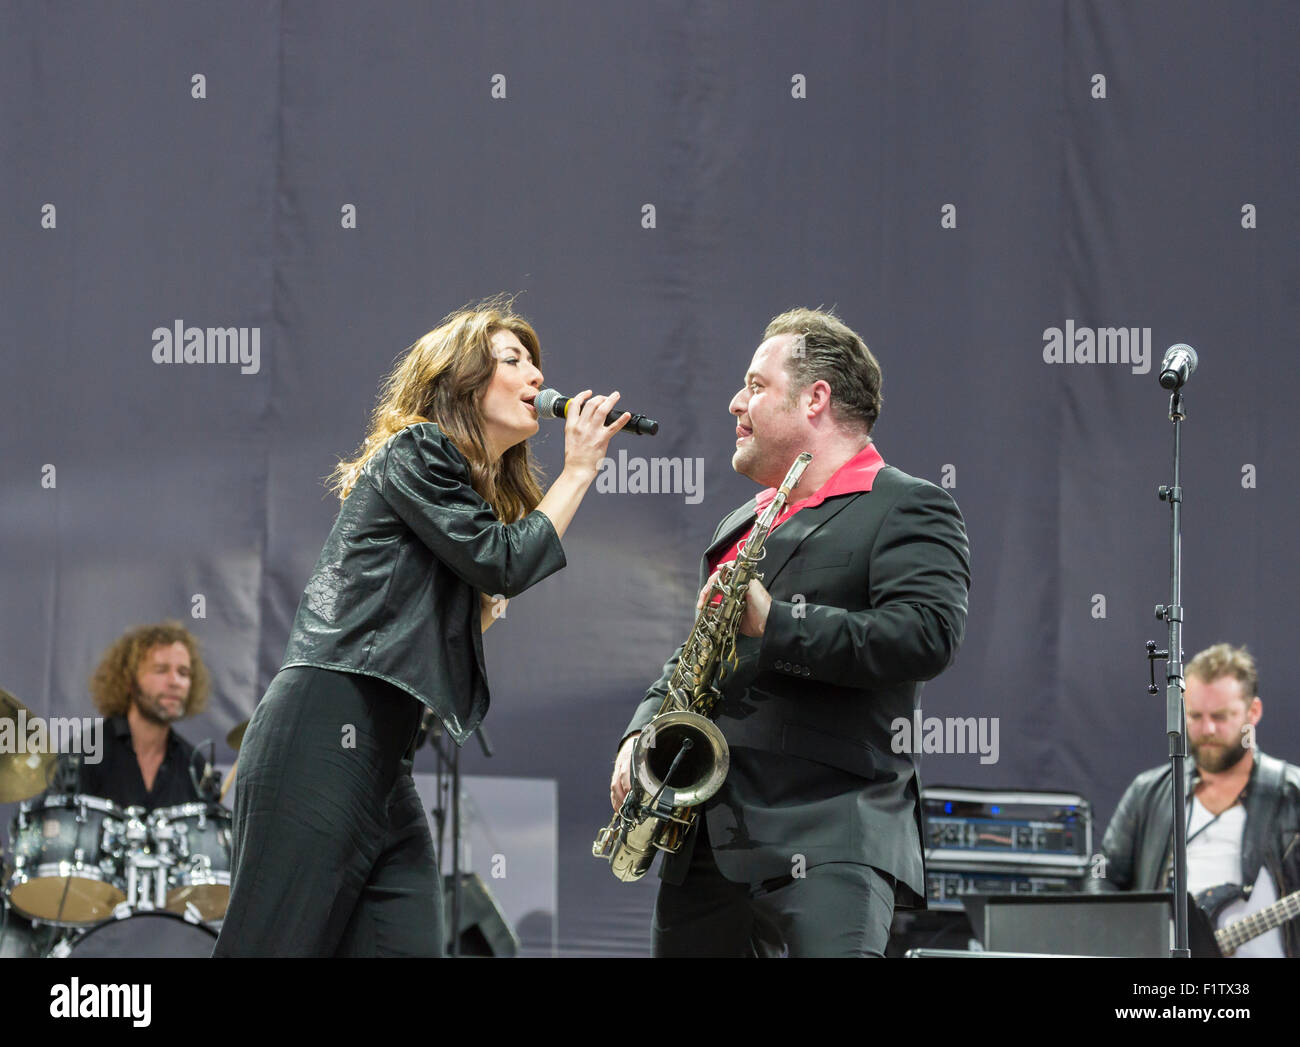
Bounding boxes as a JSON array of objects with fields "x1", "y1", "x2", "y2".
[
  {"x1": 534, "y1": 391, "x2": 632, "y2": 542},
  {"x1": 697, "y1": 569, "x2": 771, "y2": 637},
  {"x1": 562, "y1": 390, "x2": 631, "y2": 478}
]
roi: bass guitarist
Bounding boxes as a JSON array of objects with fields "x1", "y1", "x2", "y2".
[{"x1": 1093, "y1": 643, "x2": 1300, "y2": 957}]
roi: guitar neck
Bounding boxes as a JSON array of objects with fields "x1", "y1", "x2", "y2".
[{"x1": 1215, "y1": 888, "x2": 1300, "y2": 952}]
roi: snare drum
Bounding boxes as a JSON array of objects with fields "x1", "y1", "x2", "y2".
[
  {"x1": 148, "y1": 803, "x2": 233, "y2": 921},
  {"x1": 6, "y1": 794, "x2": 127, "y2": 925},
  {"x1": 57, "y1": 909, "x2": 217, "y2": 958}
]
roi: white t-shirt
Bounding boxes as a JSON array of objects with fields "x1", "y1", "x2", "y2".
[{"x1": 1186, "y1": 796, "x2": 1285, "y2": 958}]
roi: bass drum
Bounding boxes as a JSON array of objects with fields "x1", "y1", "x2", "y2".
[{"x1": 61, "y1": 911, "x2": 217, "y2": 958}]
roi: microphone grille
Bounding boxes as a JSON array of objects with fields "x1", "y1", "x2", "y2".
[
  {"x1": 1173, "y1": 343, "x2": 1198, "y2": 374},
  {"x1": 535, "y1": 388, "x2": 564, "y2": 418}
]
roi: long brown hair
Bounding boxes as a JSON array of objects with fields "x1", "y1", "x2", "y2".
[
  {"x1": 330, "y1": 297, "x2": 545, "y2": 522},
  {"x1": 89, "y1": 621, "x2": 210, "y2": 718}
]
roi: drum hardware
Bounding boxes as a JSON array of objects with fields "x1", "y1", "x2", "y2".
[
  {"x1": 3, "y1": 693, "x2": 238, "y2": 951},
  {"x1": 6, "y1": 792, "x2": 233, "y2": 952},
  {"x1": 46, "y1": 934, "x2": 74, "y2": 958},
  {"x1": 188, "y1": 741, "x2": 223, "y2": 803},
  {"x1": 123, "y1": 854, "x2": 170, "y2": 911},
  {"x1": 148, "y1": 803, "x2": 233, "y2": 921},
  {"x1": 2, "y1": 690, "x2": 238, "y2": 956}
]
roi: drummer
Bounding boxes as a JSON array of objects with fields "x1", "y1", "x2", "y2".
[{"x1": 79, "y1": 621, "x2": 207, "y2": 811}]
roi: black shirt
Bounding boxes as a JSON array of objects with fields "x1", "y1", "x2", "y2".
[{"x1": 78, "y1": 716, "x2": 202, "y2": 812}]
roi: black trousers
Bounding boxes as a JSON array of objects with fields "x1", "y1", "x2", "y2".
[
  {"x1": 652, "y1": 819, "x2": 896, "y2": 958},
  {"x1": 212, "y1": 666, "x2": 442, "y2": 957}
]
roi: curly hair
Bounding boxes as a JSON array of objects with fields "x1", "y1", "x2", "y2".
[{"x1": 89, "y1": 621, "x2": 210, "y2": 718}]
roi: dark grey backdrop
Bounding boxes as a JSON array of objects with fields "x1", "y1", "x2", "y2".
[{"x1": 2, "y1": 1, "x2": 1296, "y2": 955}]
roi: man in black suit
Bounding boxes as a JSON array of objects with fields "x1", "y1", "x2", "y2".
[{"x1": 609, "y1": 307, "x2": 971, "y2": 957}]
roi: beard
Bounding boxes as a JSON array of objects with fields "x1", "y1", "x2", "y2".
[
  {"x1": 133, "y1": 690, "x2": 185, "y2": 727},
  {"x1": 1191, "y1": 735, "x2": 1249, "y2": 774}
]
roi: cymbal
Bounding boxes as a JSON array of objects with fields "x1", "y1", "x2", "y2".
[
  {"x1": 0, "y1": 687, "x2": 58, "y2": 803},
  {"x1": 226, "y1": 719, "x2": 250, "y2": 751}
]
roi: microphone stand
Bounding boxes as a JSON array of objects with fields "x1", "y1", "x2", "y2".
[
  {"x1": 54, "y1": 751, "x2": 84, "y2": 795},
  {"x1": 189, "y1": 741, "x2": 223, "y2": 806},
  {"x1": 426, "y1": 718, "x2": 494, "y2": 957},
  {"x1": 1146, "y1": 386, "x2": 1190, "y2": 958}
]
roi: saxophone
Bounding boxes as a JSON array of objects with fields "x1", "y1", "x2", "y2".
[{"x1": 593, "y1": 451, "x2": 813, "y2": 881}]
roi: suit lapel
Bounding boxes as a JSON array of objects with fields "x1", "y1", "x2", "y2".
[
  {"x1": 698, "y1": 500, "x2": 759, "y2": 582},
  {"x1": 756, "y1": 492, "x2": 865, "y2": 588},
  {"x1": 698, "y1": 490, "x2": 868, "y2": 588}
]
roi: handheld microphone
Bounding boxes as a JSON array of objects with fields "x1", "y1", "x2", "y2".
[
  {"x1": 1159, "y1": 343, "x2": 1198, "y2": 390},
  {"x1": 535, "y1": 388, "x2": 659, "y2": 436}
]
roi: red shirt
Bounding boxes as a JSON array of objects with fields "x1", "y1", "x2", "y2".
[{"x1": 708, "y1": 442, "x2": 887, "y2": 574}]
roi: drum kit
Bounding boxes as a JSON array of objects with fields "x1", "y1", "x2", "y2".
[{"x1": 0, "y1": 687, "x2": 249, "y2": 958}]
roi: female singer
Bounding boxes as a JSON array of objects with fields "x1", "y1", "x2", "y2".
[{"x1": 213, "y1": 300, "x2": 628, "y2": 955}]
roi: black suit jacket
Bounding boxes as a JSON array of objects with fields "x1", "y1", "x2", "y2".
[{"x1": 623, "y1": 463, "x2": 971, "y2": 907}]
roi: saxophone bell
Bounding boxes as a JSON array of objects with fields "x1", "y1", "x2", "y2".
[
  {"x1": 591, "y1": 712, "x2": 730, "y2": 882},
  {"x1": 632, "y1": 711, "x2": 730, "y2": 809}
]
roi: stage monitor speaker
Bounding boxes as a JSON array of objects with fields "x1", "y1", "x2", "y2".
[
  {"x1": 443, "y1": 873, "x2": 520, "y2": 957},
  {"x1": 977, "y1": 891, "x2": 1173, "y2": 957}
]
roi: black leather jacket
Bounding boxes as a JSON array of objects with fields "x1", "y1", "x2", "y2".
[
  {"x1": 1091, "y1": 750, "x2": 1300, "y2": 957},
  {"x1": 281, "y1": 422, "x2": 566, "y2": 744}
]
